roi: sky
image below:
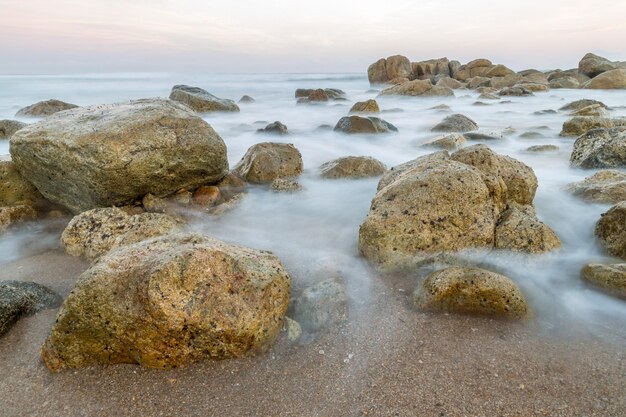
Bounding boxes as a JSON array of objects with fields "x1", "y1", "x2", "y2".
[{"x1": 1, "y1": 0, "x2": 626, "y2": 74}]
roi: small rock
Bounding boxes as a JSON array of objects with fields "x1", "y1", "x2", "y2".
[
  {"x1": 526, "y1": 145, "x2": 559, "y2": 152},
  {"x1": 169, "y1": 85, "x2": 239, "y2": 112},
  {"x1": 422, "y1": 133, "x2": 467, "y2": 150},
  {"x1": 582, "y1": 263, "x2": 626, "y2": 298},
  {"x1": 498, "y1": 86, "x2": 533, "y2": 96},
  {"x1": 270, "y1": 178, "x2": 302, "y2": 193},
  {"x1": 192, "y1": 186, "x2": 221, "y2": 207},
  {"x1": 560, "y1": 99, "x2": 608, "y2": 112},
  {"x1": 239, "y1": 95, "x2": 255, "y2": 103},
  {"x1": 15, "y1": 99, "x2": 78, "y2": 117},
  {"x1": 257, "y1": 121, "x2": 289, "y2": 135},
  {"x1": 233, "y1": 142, "x2": 303, "y2": 184},
  {"x1": 284, "y1": 317, "x2": 302, "y2": 342},
  {"x1": 494, "y1": 205, "x2": 561, "y2": 253},
  {"x1": 349, "y1": 99, "x2": 380, "y2": 113},
  {"x1": 1, "y1": 281, "x2": 62, "y2": 337},
  {"x1": 319, "y1": 156, "x2": 387, "y2": 179},
  {"x1": 431, "y1": 114, "x2": 478, "y2": 132},
  {"x1": 334, "y1": 116, "x2": 398, "y2": 134},
  {"x1": 570, "y1": 127, "x2": 626, "y2": 168}
]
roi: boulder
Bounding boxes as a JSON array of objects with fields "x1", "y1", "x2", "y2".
[
  {"x1": 412, "y1": 58, "x2": 451, "y2": 79},
  {"x1": 379, "y1": 79, "x2": 454, "y2": 97},
  {"x1": 232, "y1": 142, "x2": 303, "y2": 184},
  {"x1": 560, "y1": 117, "x2": 626, "y2": 137},
  {"x1": 582, "y1": 263, "x2": 626, "y2": 298},
  {"x1": 41, "y1": 233, "x2": 291, "y2": 371},
  {"x1": 413, "y1": 267, "x2": 527, "y2": 319},
  {"x1": 578, "y1": 53, "x2": 618, "y2": 78},
  {"x1": 169, "y1": 85, "x2": 239, "y2": 112},
  {"x1": 349, "y1": 99, "x2": 380, "y2": 113},
  {"x1": 290, "y1": 279, "x2": 347, "y2": 332},
  {"x1": 489, "y1": 74, "x2": 522, "y2": 90},
  {"x1": 518, "y1": 72, "x2": 550, "y2": 86},
  {"x1": 368, "y1": 58, "x2": 389, "y2": 84},
  {"x1": 0, "y1": 160, "x2": 44, "y2": 207},
  {"x1": 257, "y1": 121, "x2": 289, "y2": 135},
  {"x1": 583, "y1": 69, "x2": 626, "y2": 89},
  {"x1": 494, "y1": 205, "x2": 561, "y2": 253},
  {"x1": 319, "y1": 156, "x2": 387, "y2": 179},
  {"x1": 1, "y1": 281, "x2": 62, "y2": 337},
  {"x1": 431, "y1": 113, "x2": 478, "y2": 133},
  {"x1": 595, "y1": 202, "x2": 626, "y2": 260},
  {"x1": 0, "y1": 205, "x2": 38, "y2": 232},
  {"x1": 571, "y1": 104, "x2": 610, "y2": 117},
  {"x1": 10, "y1": 99, "x2": 229, "y2": 213},
  {"x1": 0, "y1": 120, "x2": 27, "y2": 139},
  {"x1": 498, "y1": 86, "x2": 533, "y2": 96},
  {"x1": 367, "y1": 55, "x2": 411, "y2": 84},
  {"x1": 570, "y1": 127, "x2": 626, "y2": 168},
  {"x1": 295, "y1": 88, "x2": 345, "y2": 100},
  {"x1": 566, "y1": 170, "x2": 626, "y2": 204},
  {"x1": 422, "y1": 133, "x2": 467, "y2": 150},
  {"x1": 435, "y1": 77, "x2": 464, "y2": 89},
  {"x1": 192, "y1": 186, "x2": 221, "y2": 207},
  {"x1": 15, "y1": 99, "x2": 78, "y2": 117},
  {"x1": 334, "y1": 116, "x2": 398, "y2": 134},
  {"x1": 485, "y1": 65, "x2": 515, "y2": 78},
  {"x1": 61, "y1": 207, "x2": 180, "y2": 260},
  {"x1": 549, "y1": 77, "x2": 580, "y2": 89},
  {"x1": 518, "y1": 83, "x2": 549, "y2": 92},
  {"x1": 560, "y1": 99, "x2": 607, "y2": 112}
]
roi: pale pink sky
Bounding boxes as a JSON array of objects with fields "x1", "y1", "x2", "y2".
[{"x1": 1, "y1": 0, "x2": 625, "y2": 74}]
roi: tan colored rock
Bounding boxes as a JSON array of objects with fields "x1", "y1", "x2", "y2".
[
  {"x1": 233, "y1": 142, "x2": 303, "y2": 184},
  {"x1": 578, "y1": 53, "x2": 618, "y2": 78},
  {"x1": 519, "y1": 72, "x2": 550, "y2": 86},
  {"x1": 526, "y1": 145, "x2": 559, "y2": 152},
  {"x1": 41, "y1": 233, "x2": 291, "y2": 371},
  {"x1": 489, "y1": 74, "x2": 522, "y2": 90},
  {"x1": 435, "y1": 77, "x2": 464, "y2": 89},
  {"x1": 572, "y1": 104, "x2": 610, "y2": 117},
  {"x1": 583, "y1": 69, "x2": 626, "y2": 89},
  {"x1": 560, "y1": 117, "x2": 626, "y2": 137},
  {"x1": 0, "y1": 120, "x2": 27, "y2": 139},
  {"x1": 307, "y1": 89, "x2": 329, "y2": 102},
  {"x1": 10, "y1": 99, "x2": 229, "y2": 213},
  {"x1": 498, "y1": 86, "x2": 533, "y2": 96},
  {"x1": 0, "y1": 161, "x2": 43, "y2": 207},
  {"x1": 192, "y1": 186, "x2": 221, "y2": 207},
  {"x1": 215, "y1": 173, "x2": 247, "y2": 201},
  {"x1": 518, "y1": 83, "x2": 549, "y2": 92},
  {"x1": 412, "y1": 58, "x2": 450, "y2": 79},
  {"x1": 422, "y1": 133, "x2": 467, "y2": 150},
  {"x1": 15, "y1": 99, "x2": 78, "y2": 117},
  {"x1": 169, "y1": 85, "x2": 239, "y2": 112},
  {"x1": 379, "y1": 79, "x2": 453, "y2": 97},
  {"x1": 413, "y1": 267, "x2": 528, "y2": 319},
  {"x1": 595, "y1": 202, "x2": 626, "y2": 260},
  {"x1": 61, "y1": 207, "x2": 180, "y2": 260},
  {"x1": 549, "y1": 77, "x2": 580, "y2": 89},
  {"x1": 566, "y1": 170, "x2": 626, "y2": 204},
  {"x1": 319, "y1": 156, "x2": 387, "y2": 179},
  {"x1": 270, "y1": 178, "x2": 302, "y2": 193},
  {"x1": 431, "y1": 114, "x2": 478, "y2": 132},
  {"x1": 570, "y1": 127, "x2": 626, "y2": 168},
  {"x1": 333, "y1": 116, "x2": 398, "y2": 134},
  {"x1": 485, "y1": 65, "x2": 515, "y2": 78},
  {"x1": 467, "y1": 76, "x2": 490, "y2": 89},
  {"x1": 494, "y1": 205, "x2": 560, "y2": 253},
  {"x1": 367, "y1": 58, "x2": 388, "y2": 84},
  {"x1": 560, "y1": 99, "x2": 607, "y2": 112},
  {"x1": 385, "y1": 55, "x2": 412, "y2": 80},
  {"x1": 349, "y1": 99, "x2": 380, "y2": 113},
  {"x1": 0, "y1": 205, "x2": 38, "y2": 233},
  {"x1": 582, "y1": 263, "x2": 626, "y2": 298}
]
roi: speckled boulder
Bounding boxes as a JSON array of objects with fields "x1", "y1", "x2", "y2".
[
  {"x1": 1, "y1": 281, "x2": 61, "y2": 337},
  {"x1": 233, "y1": 142, "x2": 303, "y2": 184},
  {"x1": 431, "y1": 114, "x2": 478, "y2": 133},
  {"x1": 0, "y1": 120, "x2": 27, "y2": 139},
  {"x1": 595, "y1": 202, "x2": 626, "y2": 260},
  {"x1": 0, "y1": 160, "x2": 44, "y2": 207},
  {"x1": 413, "y1": 267, "x2": 528, "y2": 319},
  {"x1": 319, "y1": 156, "x2": 386, "y2": 179},
  {"x1": 169, "y1": 85, "x2": 239, "y2": 112},
  {"x1": 349, "y1": 99, "x2": 380, "y2": 113},
  {"x1": 0, "y1": 205, "x2": 38, "y2": 233},
  {"x1": 566, "y1": 170, "x2": 626, "y2": 204},
  {"x1": 41, "y1": 233, "x2": 291, "y2": 371},
  {"x1": 422, "y1": 133, "x2": 467, "y2": 150},
  {"x1": 10, "y1": 99, "x2": 229, "y2": 213},
  {"x1": 61, "y1": 207, "x2": 180, "y2": 260},
  {"x1": 494, "y1": 205, "x2": 561, "y2": 253},
  {"x1": 570, "y1": 127, "x2": 626, "y2": 168},
  {"x1": 582, "y1": 263, "x2": 626, "y2": 298},
  {"x1": 334, "y1": 116, "x2": 398, "y2": 134},
  {"x1": 15, "y1": 99, "x2": 78, "y2": 117},
  {"x1": 560, "y1": 117, "x2": 626, "y2": 137}
]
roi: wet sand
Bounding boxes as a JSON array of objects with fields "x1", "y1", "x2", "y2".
[{"x1": 0, "y1": 250, "x2": 624, "y2": 417}]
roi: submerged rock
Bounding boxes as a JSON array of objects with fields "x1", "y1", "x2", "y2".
[
  {"x1": 570, "y1": 127, "x2": 626, "y2": 168},
  {"x1": 1, "y1": 280, "x2": 62, "y2": 337},
  {"x1": 566, "y1": 170, "x2": 626, "y2": 204},
  {"x1": 498, "y1": 86, "x2": 533, "y2": 96},
  {"x1": 169, "y1": 85, "x2": 239, "y2": 112},
  {"x1": 334, "y1": 116, "x2": 398, "y2": 134},
  {"x1": 257, "y1": 121, "x2": 289, "y2": 135},
  {"x1": 571, "y1": 104, "x2": 609, "y2": 117},
  {"x1": 233, "y1": 142, "x2": 303, "y2": 184},
  {"x1": 431, "y1": 113, "x2": 478, "y2": 132},
  {"x1": 61, "y1": 207, "x2": 180, "y2": 260},
  {"x1": 192, "y1": 186, "x2": 221, "y2": 207},
  {"x1": 582, "y1": 263, "x2": 626, "y2": 298},
  {"x1": 15, "y1": 99, "x2": 78, "y2": 117},
  {"x1": 10, "y1": 99, "x2": 229, "y2": 213},
  {"x1": 559, "y1": 99, "x2": 608, "y2": 112},
  {"x1": 413, "y1": 267, "x2": 528, "y2": 319},
  {"x1": 319, "y1": 156, "x2": 387, "y2": 179},
  {"x1": 290, "y1": 279, "x2": 348, "y2": 333},
  {"x1": 595, "y1": 202, "x2": 626, "y2": 260},
  {"x1": 0, "y1": 120, "x2": 27, "y2": 139},
  {"x1": 349, "y1": 99, "x2": 380, "y2": 113},
  {"x1": 41, "y1": 233, "x2": 291, "y2": 371}
]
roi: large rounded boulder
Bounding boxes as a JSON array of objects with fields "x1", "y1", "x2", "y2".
[
  {"x1": 41, "y1": 233, "x2": 291, "y2": 371},
  {"x1": 583, "y1": 69, "x2": 626, "y2": 89},
  {"x1": 431, "y1": 114, "x2": 478, "y2": 133},
  {"x1": 10, "y1": 99, "x2": 229, "y2": 213},
  {"x1": 595, "y1": 202, "x2": 626, "y2": 260},
  {"x1": 413, "y1": 267, "x2": 528, "y2": 319},
  {"x1": 334, "y1": 116, "x2": 398, "y2": 134},
  {"x1": 570, "y1": 127, "x2": 626, "y2": 169},
  {"x1": 232, "y1": 142, "x2": 303, "y2": 184}
]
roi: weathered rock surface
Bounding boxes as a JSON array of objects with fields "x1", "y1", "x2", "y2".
[
  {"x1": 0, "y1": 120, "x2": 27, "y2": 139},
  {"x1": 435, "y1": 77, "x2": 464, "y2": 89},
  {"x1": 413, "y1": 267, "x2": 528, "y2": 319},
  {"x1": 578, "y1": 53, "x2": 618, "y2": 78},
  {"x1": 570, "y1": 127, "x2": 626, "y2": 168},
  {"x1": 560, "y1": 99, "x2": 607, "y2": 112},
  {"x1": 290, "y1": 278, "x2": 347, "y2": 332},
  {"x1": 0, "y1": 205, "x2": 38, "y2": 232},
  {"x1": 582, "y1": 263, "x2": 626, "y2": 298},
  {"x1": 169, "y1": 85, "x2": 239, "y2": 112},
  {"x1": 349, "y1": 99, "x2": 380, "y2": 113},
  {"x1": 367, "y1": 55, "x2": 412, "y2": 84},
  {"x1": 61, "y1": 207, "x2": 180, "y2": 260},
  {"x1": 15, "y1": 99, "x2": 78, "y2": 117},
  {"x1": 595, "y1": 202, "x2": 626, "y2": 260},
  {"x1": 41, "y1": 233, "x2": 291, "y2": 371},
  {"x1": 295, "y1": 88, "x2": 345, "y2": 102},
  {"x1": 0, "y1": 160, "x2": 44, "y2": 207},
  {"x1": 334, "y1": 116, "x2": 398, "y2": 134},
  {"x1": 1, "y1": 280, "x2": 62, "y2": 337},
  {"x1": 10, "y1": 99, "x2": 229, "y2": 213},
  {"x1": 567, "y1": 170, "x2": 626, "y2": 204},
  {"x1": 422, "y1": 133, "x2": 467, "y2": 150},
  {"x1": 549, "y1": 77, "x2": 580, "y2": 89},
  {"x1": 270, "y1": 178, "x2": 302, "y2": 193},
  {"x1": 526, "y1": 145, "x2": 559, "y2": 152},
  {"x1": 494, "y1": 205, "x2": 561, "y2": 253},
  {"x1": 233, "y1": 142, "x2": 303, "y2": 184},
  {"x1": 257, "y1": 121, "x2": 289, "y2": 135},
  {"x1": 498, "y1": 86, "x2": 533, "y2": 96},
  {"x1": 379, "y1": 79, "x2": 453, "y2": 97},
  {"x1": 583, "y1": 69, "x2": 626, "y2": 89},
  {"x1": 571, "y1": 104, "x2": 610, "y2": 117},
  {"x1": 319, "y1": 156, "x2": 387, "y2": 179},
  {"x1": 560, "y1": 117, "x2": 626, "y2": 137},
  {"x1": 431, "y1": 114, "x2": 478, "y2": 133}
]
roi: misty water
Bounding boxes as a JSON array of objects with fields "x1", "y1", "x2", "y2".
[{"x1": 1, "y1": 73, "x2": 625, "y2": 338}]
